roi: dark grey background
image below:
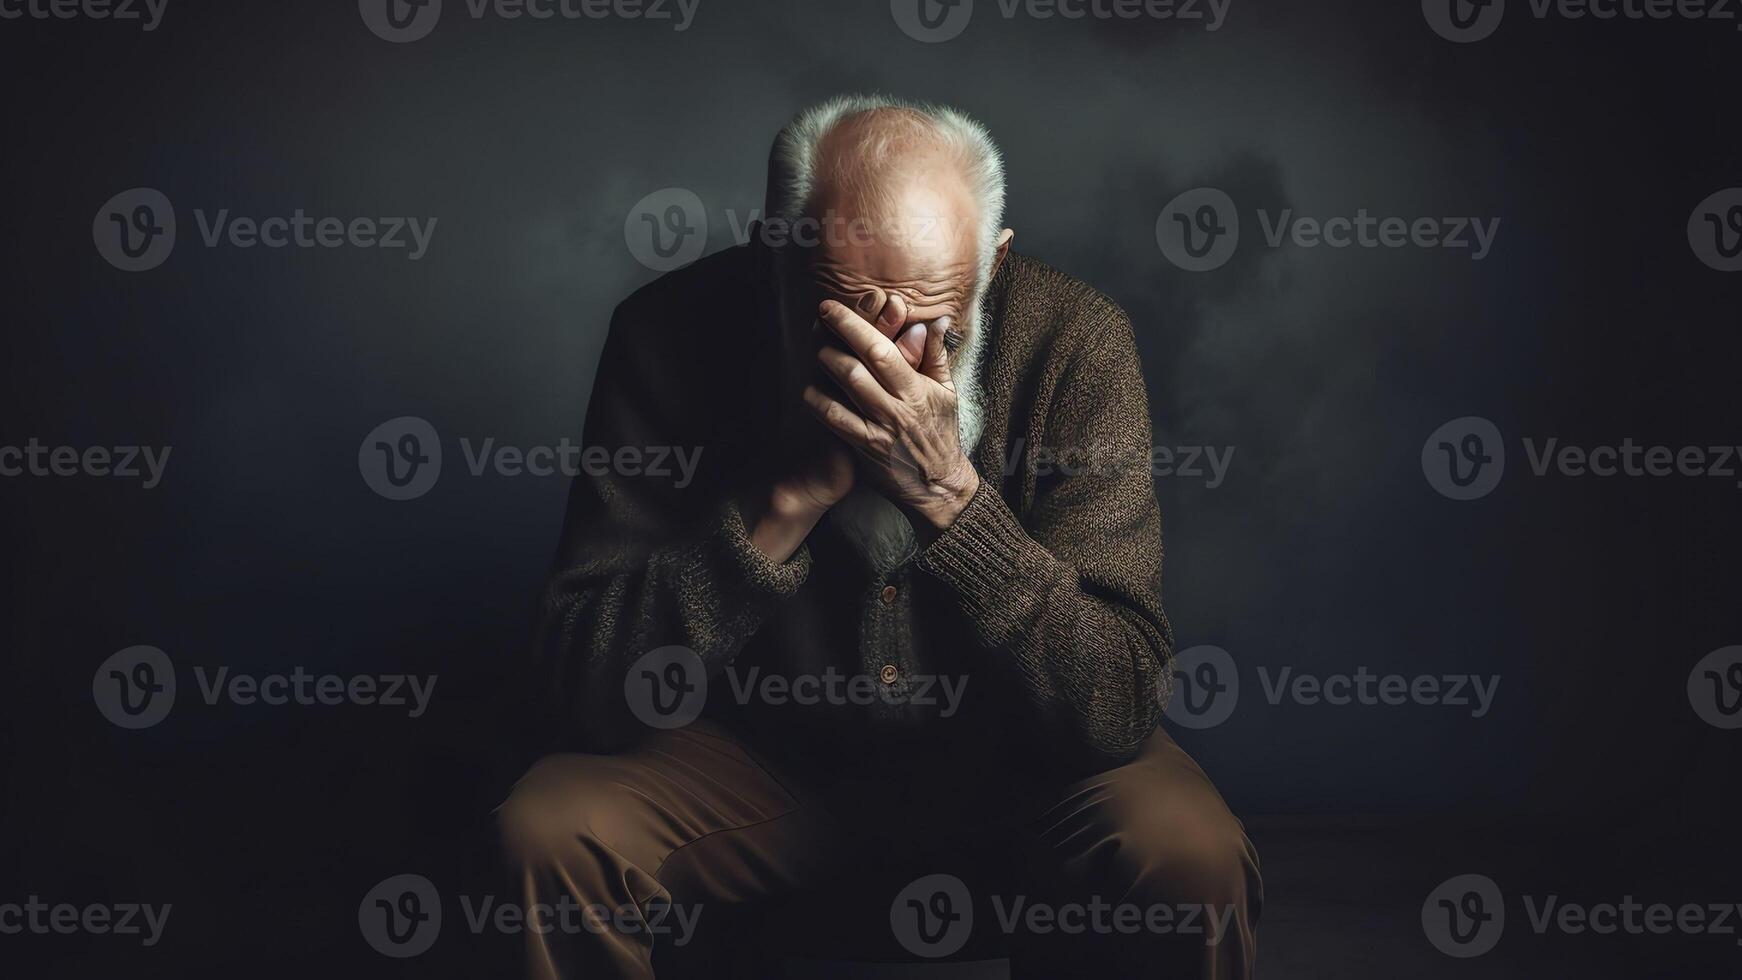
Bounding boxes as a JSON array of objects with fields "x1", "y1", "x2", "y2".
[{"x1": 3, "y1": 0, "x2": 1739, "y2": 975}]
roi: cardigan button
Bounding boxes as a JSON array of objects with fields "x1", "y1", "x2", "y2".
[
  {"x1": 879, "y1": 664, "x2": 899, "y2": 684},
  {"x1": 879, "y1": 585, "x2": 897, "y2": 605}
]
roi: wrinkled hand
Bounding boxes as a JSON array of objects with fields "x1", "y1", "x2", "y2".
[
  {"x1": 803, "y1": 298, "x2": 980, "y2": 531},
  {"x1": 771, "y1": 431, "x2": 855, "y2": 517}
]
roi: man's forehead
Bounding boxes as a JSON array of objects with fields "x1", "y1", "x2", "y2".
[
  {"x1": 810, "y1": 200, "x2": 976, "y2": 289},
  {"x1": 808, "y1": 157, "x2": 979, "y2": 276},
  {"x1": 810, "y1": 237, "x2": 974, "y2": 290}
]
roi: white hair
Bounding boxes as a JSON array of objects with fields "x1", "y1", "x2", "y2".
[
  {"x1": 766, "y1": 94, "x2": 1006, "y2": 455},
  {"x1": 766, "y1": 93, "x2": 1007, "y2": 294}
]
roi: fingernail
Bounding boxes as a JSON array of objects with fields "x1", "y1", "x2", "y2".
[{"x1": 856, "y1": 293, "x2": 880, "y2": 315}]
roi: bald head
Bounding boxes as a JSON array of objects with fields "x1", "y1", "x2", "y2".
[{"x1": 808, "y1": 110, "x2": 983, "y2": 346}]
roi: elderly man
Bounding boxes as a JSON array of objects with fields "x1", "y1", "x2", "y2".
[{"x1": 499, "y1": 95, "x2": 1261, "y2": 978}]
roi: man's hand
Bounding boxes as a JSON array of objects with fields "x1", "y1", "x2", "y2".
[
  {"x1": 803, "y1": 298, "x2": 981, "y2": 532},
  {"x1": 762, "y1": 290, "x2": 919, "y2": 523},
  {"x1": 771, "y1": 435, "x2": 855, "y2": 519}
]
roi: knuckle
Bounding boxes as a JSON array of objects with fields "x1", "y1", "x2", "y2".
[{"x1": 869, "y1": 346, "x2": 900, "y2": 372}]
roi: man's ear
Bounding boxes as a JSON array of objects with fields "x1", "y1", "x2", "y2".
[{"x1": 989, "y1": 228, "x2": 1015, "y2": 279}]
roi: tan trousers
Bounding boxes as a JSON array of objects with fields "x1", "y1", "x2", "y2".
[{"x1": 497, "y1": 722, "x2": 1260, "y2": 979}]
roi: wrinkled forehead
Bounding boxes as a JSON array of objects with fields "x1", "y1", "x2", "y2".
[{"x1": 803, "y1": 177, "x2": 981, "y2": 321}]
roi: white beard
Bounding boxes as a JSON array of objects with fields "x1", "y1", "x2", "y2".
[{"x1": 827, "y1": 293, "x2": 989, "y2": 576}]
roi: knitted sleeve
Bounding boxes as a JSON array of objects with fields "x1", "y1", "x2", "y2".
[{"x1": 918, "y1": 306, "x2": 1173, "y2": 764}]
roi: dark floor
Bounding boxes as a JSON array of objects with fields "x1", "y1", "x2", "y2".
[{"x1": 772, "y1": 815, "x2": 1741, "y2": 978}]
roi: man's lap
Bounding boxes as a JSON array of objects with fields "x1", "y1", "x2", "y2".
[{"x1": 497, "y1": 719, "x2": 1254, "y2": 906}]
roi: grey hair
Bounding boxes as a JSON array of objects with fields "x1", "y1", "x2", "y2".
[{"x1": 765, "y1": 94, "x2": 1007, "y2": 288}]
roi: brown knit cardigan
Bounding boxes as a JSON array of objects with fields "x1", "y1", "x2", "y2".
[{"x1": 535, "y1": 240, "x2": 1173, "y2": 777}]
